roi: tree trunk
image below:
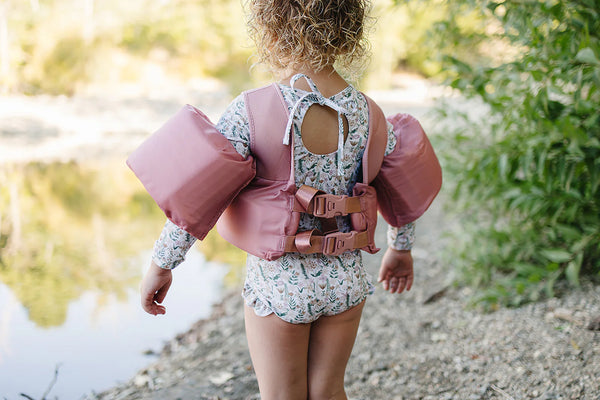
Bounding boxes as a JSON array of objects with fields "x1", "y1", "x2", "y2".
[
  {"x1": 7, "y1": 180, "x2": 22, "y2": 255},
  {"x1": 83, "y1": 0, "x2": 94, "y2": 42},
  {"x1": 30, "y1": 0, "x2": 39, "y2": 13}
]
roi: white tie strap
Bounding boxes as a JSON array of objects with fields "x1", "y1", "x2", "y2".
[{"x1": 282, "y1": 74, "x2": 349, "y2": 176}]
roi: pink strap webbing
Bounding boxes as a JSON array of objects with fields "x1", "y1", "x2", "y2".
[
  {"x1": 362, "y1": 95, "x2": 388, "y2": 184},
  {"x1": 244, "y1": 84, "x2": 292, "y2": 183}
]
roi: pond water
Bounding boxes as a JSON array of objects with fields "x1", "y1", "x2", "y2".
[
  {"x1": 0, "y1": 250, "x2": 227, "y2": 399},
  {"x1": 0, "y1": 161, "x2": 245, "y2": 399}
]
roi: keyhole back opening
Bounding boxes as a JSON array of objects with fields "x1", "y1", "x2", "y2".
[{"x1": 299, "y1": 104, "x2": 349, "y2": 155}]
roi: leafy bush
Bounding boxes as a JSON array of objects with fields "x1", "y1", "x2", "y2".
[
  {"x1": 2, "y1": 0, "x2": 256, "y2": 95},
  {"x1": 432, "y1": 0, "x2": 600, "y2": 307},
  {"x1": 38, "y1": 36, "x2": 92, "y2": 95},
  {"x1": 388, "y1": 0, "x2": 493, "y2": 79}
]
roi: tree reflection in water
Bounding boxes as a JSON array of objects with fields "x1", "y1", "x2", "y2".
[{"x1": 0, "y1": 161, "x2": 245, "y2": 328}]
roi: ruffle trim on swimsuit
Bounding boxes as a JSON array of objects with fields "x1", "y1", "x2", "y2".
[
  {"x1": 242, "y1": 276, "x2": 376, "y2": 324},
  {"x1": 242, "y1": 281, "x2": 274, "y2": 318},
  {"x1": 367, "y1": 279, "x2": 376, "y2": 296}
]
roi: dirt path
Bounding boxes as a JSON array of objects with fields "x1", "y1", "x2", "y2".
[{"x1": 88, "y1": 199, "x2": 600, "y2": 400}]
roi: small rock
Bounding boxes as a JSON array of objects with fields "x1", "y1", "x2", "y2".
[
  {"x1": 423, "y1": 287, "x2": 448, "y2": 304},
  {"x1": 142, "y1": 348, "x2": 158, "y2": 356},
  {"x1": 209, "y1": 371, "x2": 235, "y2": 386},
  {"x1": 431, "y1": 332, "x2": 448, "y2": 342},
  {"x1": 587, "y1": 315, "x2": 600, "y2": 331},
  {"x1": 551, "y1": 308, "x2": 584, "y2": 326},
  {"x1": 133, "y1": 373, "x2": 152, "y2": 388},
  {"x1": 368, "y1": 373, "x2": 381, "y2": 386}
]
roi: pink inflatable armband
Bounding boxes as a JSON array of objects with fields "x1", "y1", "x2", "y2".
[
  {"x1": 127, "y1": 105, "x2": 255, "y2": 240},
  {"x1": 373, "y1": 113, "x2": 442, "y2": 227}
]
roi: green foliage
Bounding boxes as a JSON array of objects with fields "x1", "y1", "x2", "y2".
[
  {"x1": 37, "y1": 36, "x2": 91, "y2": 95},
  {"x1": 2, "y1": 0, "x2": 467, "y2": 95},
  {"x1": 1, "y1": 0, "x2": 256, "y2": 95},
  {"x1": 120, "y1": 21, "x2": 184, "y2": 56},
  {"x1": 433, "y1": 0, "x2": 600, "y2": 308},
  {"x1": 385, "y1": 0, "x2": 497, "y2": 81}
]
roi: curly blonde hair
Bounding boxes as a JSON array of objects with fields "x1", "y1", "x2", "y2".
[{"x1": 247, "y1": 0, "x2": 371, "y2": 74}]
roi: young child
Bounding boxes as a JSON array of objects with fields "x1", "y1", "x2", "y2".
[{"x1": 137, "y1": 1, "x2": 439, "y2": 398}]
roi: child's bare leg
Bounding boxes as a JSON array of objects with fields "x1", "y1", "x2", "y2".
[
  {"x1": 307, "y1": 300, "x2": 365, "y2": 400},
  {"x1": 244, "y1": 305, "x2": 311, "y2": 400}
]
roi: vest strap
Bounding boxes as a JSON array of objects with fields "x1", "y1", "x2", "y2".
[
  {"x1": 293, "y1": 185, "x2": 363, "y2": 218},
  {"x1": 294, "y1": 185, "x2": 320, "y2": 212},
  {"x1": 283, "y1": 230, "x2": 369, "y2": 256}
]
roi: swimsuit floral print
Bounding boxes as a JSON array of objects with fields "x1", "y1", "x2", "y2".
[{"x1": 152, "y1": 81, "x2": 415, "y2": 324}]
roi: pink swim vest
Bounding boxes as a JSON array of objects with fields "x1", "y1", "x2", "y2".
[{"x1": 126, "y1": 83, "x2": 442, "y2": 260}]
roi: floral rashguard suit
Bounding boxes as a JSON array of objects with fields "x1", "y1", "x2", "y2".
[{"x1": 153, "y1": 77, "x2": 416, "y2": 324}]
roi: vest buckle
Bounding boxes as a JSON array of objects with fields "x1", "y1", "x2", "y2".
[
  {"x1": 323, "y1": 231, "x2": 358, "y2": 256},
  {"x1": 314, "y1": 195, "x2": 345, "y2": 218}
]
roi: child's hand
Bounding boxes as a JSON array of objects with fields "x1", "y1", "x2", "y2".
[
  {"x1": 377, "y1": 247, "x2": 413, "y2": 294},
  {"x1": 140, "y1": 261, "x2": 172, "y2": 315}
]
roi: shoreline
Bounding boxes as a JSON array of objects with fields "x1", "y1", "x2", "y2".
[
  {"x1": 88, "y1": 205, "x2": 600, "y2": 400},
  {"x1": 0, "y1": 80, "x2": 438, "y2": 166}
]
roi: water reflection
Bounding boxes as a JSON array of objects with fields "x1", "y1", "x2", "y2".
[
  {"x1": 0, "y1": 161, "x2": 246, "y2": 327},
  {"x1": 0, "y1": 249, "x2": 228, "y2": 399},
  {"x1": 0, "y1": 160, "x2": 246, "y2": 397},
  {"x1": 0, "y1": 161, "x2": 164, "y2": 327}
]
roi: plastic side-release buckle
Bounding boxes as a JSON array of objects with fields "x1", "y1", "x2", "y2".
[
  {"x1": 313, "y1": 195, "x2": 362, "y2": 218},
  {"x1": 314, "y1": 194, "x2": 343, "y2": 218},
  {"x1": 323, "y1": 231, "x2": 358, "y2": 256}
]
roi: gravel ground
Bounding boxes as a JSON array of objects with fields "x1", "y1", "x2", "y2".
[{"x1": 88, "y1": 199, "x2": 600, "y2": 400}]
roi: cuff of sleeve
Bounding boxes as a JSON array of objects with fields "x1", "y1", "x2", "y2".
[
  {"x1": 387, "y1": 222, "x2": 415, "y2": 251},
  {"x1": 151, "y1": 219, "x2": 198, "y2": 270},
  {"x1": 151, "y1": 234, "x2": 184, "y2": 270},
  {"x1": 151, "y1": 254, "x2": 180, "y2": 270}
]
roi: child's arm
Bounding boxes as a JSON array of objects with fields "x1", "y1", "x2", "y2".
[
  {"x1": 140, "y1": 219, "x2": 197, "y2": 315},
  {"x1": 141, "y1": 261, "x2": 172, "y2": 315},
  {"x1": 378, "y1": 222, "x2": 415, "y2": 294},
  {"x1": 139, "y1": 94, "x2": 251, "y2": 315}
]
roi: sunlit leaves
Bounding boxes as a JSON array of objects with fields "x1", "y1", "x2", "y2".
[{"x1": 431, "y1": 0, "x2": 600, "y2": 308}]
